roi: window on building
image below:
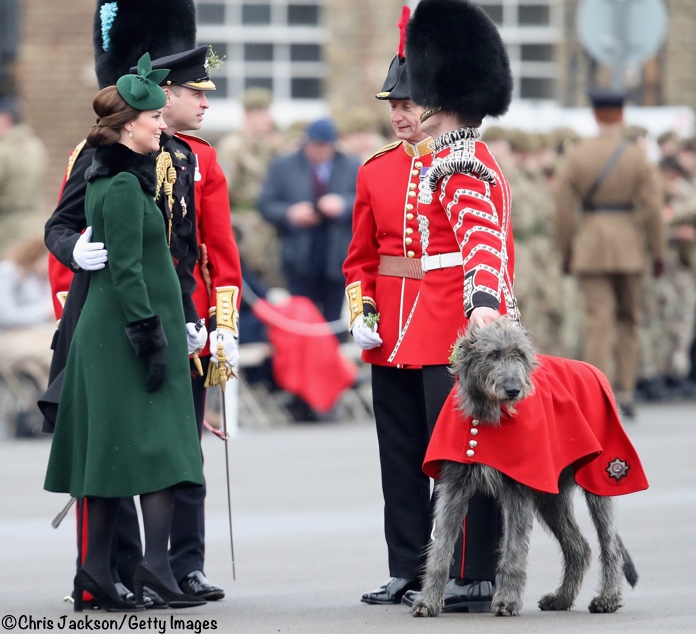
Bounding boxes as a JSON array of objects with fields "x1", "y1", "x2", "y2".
[
  {"x1": 521, "y1": 44, "x2": 554, "y2": 63},
  {"x1": 0, "y1": 0, "x2": 19, "y2": 94},
  {"x1": 520, "y1": 77, "x2": 555, "y2": 100},
  {"x1": 197, "y1": 0, "x2": 326, "y2": 116},
  {"x1": 518, "y1": 4, "x2": 550, "y2": 26},
  {"x1": 476, "y1": 0, "x2": 560, "y2": 102},
  {"x1": 480, "y1": 4, "x2": 503, "y2": 25},
  {"x1": 291, "y1": 77, "x2": 322, "y2": 99},
  {"x1": 288, "y1": 4, "x2": 320, "y2": 25},
  {"x1": 197, "y1": 3, "x2": 225, "y2": 23},
  {"x1": 244, "y1": 43, "x2": 274, "y2": 62},
  {"x1": 290, "y1": 44, "x2": 321, "y2": 62}
]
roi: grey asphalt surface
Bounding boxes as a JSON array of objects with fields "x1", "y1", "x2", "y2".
[{"x1": 1, "y1": 401, "x2": 695, "y2": 633}]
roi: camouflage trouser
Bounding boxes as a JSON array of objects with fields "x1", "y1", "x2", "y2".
[
  {"x1": 231, "y1": 210, "x2": 286, "y2": 289},
  {"x1": 514, "y1": 238, "x2": 579, "y2": 358},
  {"x1": 662, "y1": 252, "x2": 696, "y2": 378},
  {"x1": 640, "y1": 251, "x2": 696, "y2": 380},
  {"x1": 639, "y1": 270, "x2": 667, "y2": 380},
  {"x1": 0, "y1": 210, "x2": 45, "y2": 257}
]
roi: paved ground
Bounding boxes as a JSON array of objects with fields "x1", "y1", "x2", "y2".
[{"x1": 1, "y1": 401, "x2": 695, "y2": 633}]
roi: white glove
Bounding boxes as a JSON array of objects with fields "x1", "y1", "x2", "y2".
[
  {"x1": 72, "y1": 226, "x2": 108, "y2": 270},
  {"x1": 186, "y1": 322, "x2": 208, "y2": 355},
  {"x1": 208, "y1": 329, "x2": 240, "y2": 367},
  {"x1": 351, "y1": 314, "x2": 383, "y2": 350}
]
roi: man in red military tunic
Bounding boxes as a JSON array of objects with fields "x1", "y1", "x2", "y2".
[
  {"x1": 145, "y1": 47, "x2": 242, "y2": 600},
  {"x1": 391, "y1": 0, "x2": 519, "y2": 610},
  {"x1": 343, "y1": 6, "x2": 438, "y2": 607}
]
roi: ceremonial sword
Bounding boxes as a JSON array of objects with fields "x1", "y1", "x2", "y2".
[{"x1": 209, "y1": 338, "x2": 237, "y2": 581}]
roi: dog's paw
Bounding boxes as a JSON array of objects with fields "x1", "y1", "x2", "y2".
[
  {"x1": 411, "y1": 599, "x2": 440, "y2": 617},
  {"x1": 588, "y1": 594, "x2": 622, "y2": 613},
  {"x1": 538, "y1": 593, "x2": 573, "y2": 611},
  {"x1": 492, "y1": 598, "x2": 521, "y2": 616}
]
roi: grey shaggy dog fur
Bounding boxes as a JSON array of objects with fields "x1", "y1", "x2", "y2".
[{"x1": 412, "y1": 319, "x2": 638, "y2": 618}]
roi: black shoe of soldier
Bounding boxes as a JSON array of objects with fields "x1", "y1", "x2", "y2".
[
  {"x1": 635, "y1": 377, "x2": 671, "y2": 402},
  {"x1": 618, "y1": 401, "x2": 636, "y2": 420},
  {"x1": 361, "y1": 577, "x2": 419, "y2": 604},
  {"x1": 179, "y1": 570, "x2": 225, "y2": 601},
  {"x1": 401, "y1": 579, "x2": 494, "y2": 613}
]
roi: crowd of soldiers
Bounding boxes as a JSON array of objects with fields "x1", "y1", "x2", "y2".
[
  {"x1": 2, "y1": 88, "x2": 696, "y2": 417},
  {"x1": 480, "y1": 125, "x2": 696, "y2": 404},
  {"x1": 214, "y1": 95, "x2": 696, "y2": 406}
]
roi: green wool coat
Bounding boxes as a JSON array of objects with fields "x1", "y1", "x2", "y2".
[{"x1": 44, "y1": 143, "x2": 204, "y2": 498}]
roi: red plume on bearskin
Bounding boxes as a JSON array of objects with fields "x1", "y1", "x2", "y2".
[
  {"x1": 397, "y1": 5, "x2": 411, "y2": 58},
  {"x1": 94, "y1": 0, "x2": 197, "y2": 89},
  {"x1": 406, "y1": 0, "x2": 512, "y2": 120}
]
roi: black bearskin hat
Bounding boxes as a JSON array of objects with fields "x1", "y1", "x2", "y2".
[
  {"x1": 94, "y1": 0, "x2": 196, "y2": 89},
  {"x1": 406, "y1": 0, "x2": 512, "y2": 121}
]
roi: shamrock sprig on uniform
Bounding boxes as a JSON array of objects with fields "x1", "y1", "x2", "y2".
[{"x1": 363, "y1": 313, "x2": 381, "y2": 330}]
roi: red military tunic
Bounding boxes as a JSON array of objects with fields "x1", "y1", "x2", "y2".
[
  {"x1": 49, "y1": 143, "x2": 86, "y2": 319},
  {"x1": 343, "y1": 138, "x2": 433, "y2": 366},
  {"x1": 391, "y1": 128, "x2": 518, "y2": 366},
  {"x1": 180, "y1": 133, "x2": 243, "y2": 355},
  {"x1": 424, "y1": 355, "x2": 649, "y2": 496}
]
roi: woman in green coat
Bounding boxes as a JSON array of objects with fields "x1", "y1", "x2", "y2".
[{"x1": 44, "y1": 55, "x2": 205, "y2": 611}]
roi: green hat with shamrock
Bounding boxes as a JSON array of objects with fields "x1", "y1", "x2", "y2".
[{"x1": 116, "y1": 53, "x2": 169, "y2": 110}]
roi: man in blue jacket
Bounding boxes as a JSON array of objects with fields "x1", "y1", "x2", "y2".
[{"x1": 258, "y1": 118, "x2": 360, "y2": 324}]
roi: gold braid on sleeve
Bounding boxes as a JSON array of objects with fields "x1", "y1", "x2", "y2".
[
  {"x1": 204, "y1": 285, "x2": 240, "y2": 388},
  {"x1": 345, "y1": 281, "x2": 363, "y2": 330},
  {"x1": 216, "y1": 286, "x2": 240, "y2": 337}
]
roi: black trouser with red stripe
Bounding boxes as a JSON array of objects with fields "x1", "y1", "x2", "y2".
[
  {"x1": 76, "y1": 357, "x2": 209, "y2": 589},
  {"x1": 372, "y1": 364, "x2": 500, "y2": 582}
]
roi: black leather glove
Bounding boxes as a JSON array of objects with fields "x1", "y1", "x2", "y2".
[
  {"x1": 125, "y1": 316, "x2": 168, "y2": 392},
  {"x1": 145, "y1": 350, "x2": 167, "y2": 393}
]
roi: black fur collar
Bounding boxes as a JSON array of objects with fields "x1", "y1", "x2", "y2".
[{"x1": 86, "y1": 143, "x2": 157, "y2": 196}]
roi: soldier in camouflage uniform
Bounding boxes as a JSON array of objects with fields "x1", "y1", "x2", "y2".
[
  {"x1": 657, "y1": 130, "x2": 680, "y2": 160},
  {"x1": 657, "y1": 155, "x2": 696, "y2": 394},
  {"x1": 336, "y1": 108, "x2": 388, "y2": 163},
  {"x1": 675, "y1": 140, "x2": 696, "y2": 384},
  {"x1": 636, "y1": 156, "x2": 674, "y2": 401},
  {"x1": 0, "y1": 97, "x2": 48, "y2": 256},
  {"x1": 505, "y1": 129, "x2": 569, "y2": 357},
  {"x1": 547, "y1": 128, "x2": 584, "y2": 360},
  {"x1": 216, "y1": 87, "x2": 285, "y2": 288}
]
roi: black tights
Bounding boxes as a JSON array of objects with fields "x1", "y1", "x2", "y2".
[{"x1": 82, "y1": 488, "x2": 179, "y2": 594}]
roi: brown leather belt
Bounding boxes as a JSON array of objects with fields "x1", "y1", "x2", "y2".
[{"x1": 378, "y1": 255, "x2": 423, "y2": 280}]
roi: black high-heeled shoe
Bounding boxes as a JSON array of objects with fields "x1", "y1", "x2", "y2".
[
  {"x1": 133, "y1": 566, "x2": 207, "y2": 609},
  {"x1": 73, "y1": 569, "x2": 141, "y2": 612}
]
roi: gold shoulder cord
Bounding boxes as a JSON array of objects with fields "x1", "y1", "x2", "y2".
[
  {"x1": 155, "y1": 150, "x2": 177, "y2": 245},
  {"x1": 65, "y1": 140, "x2": 87, "y2": 181},
  {"x1": 363, "y1": 140, "x2": 401, "y2": 165},
  {"x1": 55, "y1": 141, "x2": 88, "y2": 308}
]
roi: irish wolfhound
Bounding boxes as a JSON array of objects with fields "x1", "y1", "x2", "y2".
[{"x1": 412, "y1": 319, "x2": 639, "y2": 618}]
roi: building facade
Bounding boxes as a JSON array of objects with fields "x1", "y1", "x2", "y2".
[{"x1": 13, "y1": 0, "x2": 696, "y2": 209}]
